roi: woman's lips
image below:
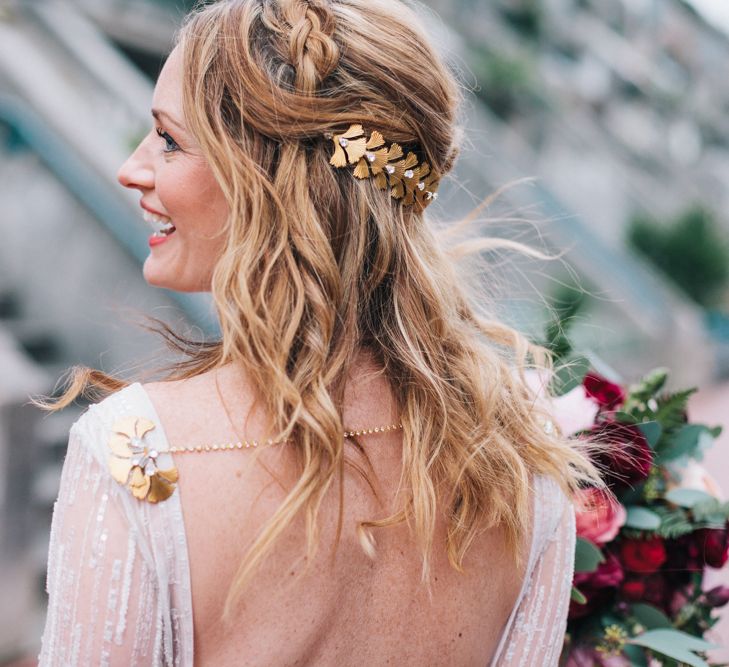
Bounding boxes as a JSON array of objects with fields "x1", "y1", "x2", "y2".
[
  {"x1": 142, "y1": 208, "x2": 176, "y2": 247},
  {"x1": 149, "y1": 232, "x2": 173, "y2": 247}
]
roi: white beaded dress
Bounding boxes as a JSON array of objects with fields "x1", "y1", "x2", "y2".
[{"x1": 38, "y1": 383, "x2": 575, "y2": 666}]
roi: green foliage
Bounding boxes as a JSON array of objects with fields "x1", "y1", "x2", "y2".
[
  {"x1": 574, "y1": 537, "x2": 605, "y2": 573},
  {"x1": 498, "y1": 0, "x2": 543, "y2": 39},
  {"x1": 652, "y1": 505, "x2": 694, "y2": 539},
  {"x1": 627, "y1": 205, "x2": 729, "y2": 308},
  {"x1": 469, "y1": 45, "x2": 538, "y2": 119},
  {"x1": 630, "y1": 629, "x2": 717, "y2": 667},
  {"x1": 542, "y1": 285, "x2": 585, "y2": 362}
]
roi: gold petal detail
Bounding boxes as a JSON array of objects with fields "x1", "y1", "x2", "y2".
[
  {"x1": 353, "y1": 158, "x2": 370, "y2": 180},
  {"x1": 147, "y1": 473, "x2": 176, "y2": 503},
  {"x1": 386, "y1": 143, "x2": 403, "y2": 162},
  {"x1": 157, "y1": 467, "x2": 179, "y2": 484},
  {"x1": 344, "y1": 137, "x2": 368, "y2": 165},
  {"x1": 368, "y1": 148, "x2": 390, "y2": 175},
  {"x1": 109, "y1": 456, "x2": 132, "y2": 485},
  {"x1": 366, "y1": 130, "x2": 385, "y2": 149},
  {"x1": 134, "y1": 418, "x2": 156, "y2": 439},
  {"x1": 341, "y1": 124, "x2": 364, "y2": 139},
  {"x1": 374, "y1": 172, "x2": 388, "y2": 190},
  {"x1": 112, "y1": 416, "x2": 140, "y2": 440},
  {"x1": 129, "y1": 467, "x2": 151, "y2": 500},
  {"x1": 330, "y1": 144, "x2": 348, "y2": 168},
  {"x1": 107, "y1": 416, "x2": 177, "y2": 503},
  {"x1": 109, "y1": 432, "x2": 133, "y2": 458}
]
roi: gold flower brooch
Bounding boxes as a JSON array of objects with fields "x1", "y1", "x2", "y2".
[
  {"x1": 108, "y1": 417, "x2": 178, "y2": 503},
  {"x1": 326, "y1": 124, "x2": 440, "y2": 208}
]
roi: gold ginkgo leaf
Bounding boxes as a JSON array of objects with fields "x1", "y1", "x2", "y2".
[
  {"x1": 386, "y1": 143, "x2": 404, "y2": 162},
  {"x1": 147, "y1": 469, "x2": 178, "y2": 503},
  {"x1": 330, "y1": 124, "x2": 367, "y2": 167},
  {"x1": 374, "y1": 172, "x2": 389, "y2": 190},
  {"x1": 353, "y1": 159, "x2": 371, "y2": 180},
  {"x1": 325, "y1": 124, "x2": 439, "y2": 209},
  {"x1": 366, "y1": 130, "x2": 386, "y2": 150}
]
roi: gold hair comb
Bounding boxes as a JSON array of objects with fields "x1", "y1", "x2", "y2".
[{"x1": 325, "y1": 124, "x2": 440, "y2": 207}]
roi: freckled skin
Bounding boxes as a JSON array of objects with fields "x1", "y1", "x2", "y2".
[{"x1": 117, "y1": 47, "x2": 230, "y2": 293}]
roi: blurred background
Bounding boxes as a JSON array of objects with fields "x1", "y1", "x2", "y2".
[{"x1": 1, "y1": 0, "x2": 729, "y2": 662}]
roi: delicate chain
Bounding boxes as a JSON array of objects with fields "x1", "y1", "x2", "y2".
[{"x1": 168, "y1": 422, "x2": 403, "y2": 454}]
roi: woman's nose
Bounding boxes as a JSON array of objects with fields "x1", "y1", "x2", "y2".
[{"x1": 117, "y1": 135, "x2": 154, "y2": 191}]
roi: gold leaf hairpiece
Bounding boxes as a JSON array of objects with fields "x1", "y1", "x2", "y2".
[{"x1": 326, "y1": 124, "x2": 440, "y2": 208}]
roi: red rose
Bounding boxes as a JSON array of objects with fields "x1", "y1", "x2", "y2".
[
  {"x1": 620, "y1": 579, "x2": 645, "y2": 601},
  {"x1": 583, "y1": 372, "x2": 625, "y2": 410},
  {"x1": 620, "y1": 537, "x2": 667, "y2": 573},
  {"x1": 591, "y1": 422, "x2": 653, "y2": 489},
  {"x1": 694, "y1": 526, "x2": 729, "y2": 569}
]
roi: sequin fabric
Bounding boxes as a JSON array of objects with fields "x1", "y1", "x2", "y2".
[
  {"x1": 38, "y1": 383, "x2": 574, "y2": 666},
  {"x1": 38, "y1": 384, "x2": 193, "y2": 666}
]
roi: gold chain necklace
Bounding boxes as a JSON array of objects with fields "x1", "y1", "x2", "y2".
[
  {"x1": 168, "y1": 421, "x2": 404, "y2": 454},
  {"x1": 161, "y1": 369, "x2": 403, "y2": 454}
]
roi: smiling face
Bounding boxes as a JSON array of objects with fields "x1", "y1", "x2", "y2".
[{"x1": 117, "y1": 47, "x2": 230, "y2": 292}]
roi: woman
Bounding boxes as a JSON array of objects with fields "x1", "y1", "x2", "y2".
[{"x1": 37, "y1": 0, "x2": 602, "y2": 664}]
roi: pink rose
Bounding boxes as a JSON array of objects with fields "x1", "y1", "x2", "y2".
[
  {"x1": 524, "y1": 370, "x2": 599, "y2": 436},
  {"x1": 552, "y1": 384, "x2": 601, "y2": 436},
  {"x1": 574, "y1": 488, "x2": 626, "y2": 545}
]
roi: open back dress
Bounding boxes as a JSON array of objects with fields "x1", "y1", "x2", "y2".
[{"x1": 37, "y1": 382, "x2": 575, "y2": 666}]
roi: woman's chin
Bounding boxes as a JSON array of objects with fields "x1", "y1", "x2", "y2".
[
  {"x1": 143, "y1": 258, "x2": 180, "y2": 291},
  {"x1": 142, "y1": 258, "x2": 210, "y2": 292}
]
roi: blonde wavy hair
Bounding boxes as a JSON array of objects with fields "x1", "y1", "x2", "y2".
[{"x1": 42, "y1": 0, "x2": 603, "y2": 623}]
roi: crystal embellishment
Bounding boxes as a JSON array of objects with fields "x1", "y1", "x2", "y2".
[
  {"x1": 385, "y1": 165, "x2": 396, "y2": 174},
  {"x1": 418, "y1": 182, "x2": 425, "y2": 191},
  {"x1": 339, "y1": 137, "x2": 349, "y2": 147},
  {"x1": 366, "y1": 152, "x2": 376, "y2": 162},
  {"x1": 404, "y1": 169, "x2": 414, "y2": 179}
]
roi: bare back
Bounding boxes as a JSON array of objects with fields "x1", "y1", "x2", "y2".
[{"x1": 144, "y1": 360, "x2": 526, "y2": 666}]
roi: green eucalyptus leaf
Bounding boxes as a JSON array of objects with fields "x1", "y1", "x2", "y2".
[
  {"x1": 550, "y1": 356, "x2": 590, "y2": 397},
  {"x1": 665, "y1": 488, "x2": 715, "y2": 508},
  {"x1": 624, "y1": 506, "x2": 662, "y2": 531},
  {"x1": 637, "y1": 421, "x2": 662, "y2": 449},
  {"x1": 709, "y1": 425, "x2": 723, "y2": 438},
  {"x1": 630, "y1": 629, "x2": 718, "y2": 667},
  {"x1": 574, "y1": 537, "x2": 605, "y2": 573},
  {"x1": 631, "y1": 603, "x2": 672, "y2": 629},
  {"x1": 657, "y1": 424, "x2": 704, "y2": 462},
  {"x1": 570, "y1": 586, "x2": 587, "y2": 605},
  {"x1": 622, "y1": 644, "x2": 648, "y2": 667}
]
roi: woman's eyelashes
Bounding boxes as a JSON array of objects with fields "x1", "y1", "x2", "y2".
[{"x1": 155, "y1": 127, "x2": 180, "y2": 153}]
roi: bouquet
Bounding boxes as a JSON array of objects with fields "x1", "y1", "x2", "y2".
[{"x1": 552, "y1": 367, "x2": 729, "y2": 666}]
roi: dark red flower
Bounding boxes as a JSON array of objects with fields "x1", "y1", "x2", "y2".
[
  {"x1": 583, "y1": 373, "x2": 625, "y2": 410},
  {"x1": 620, "y1": 537, "x2": 667, "y2": 573},
  {"x1": 569, "y1": 553, "x2": 624, "y2": 619},
  {"x1": 705, "y1": 585, "x2": 729, "y2": 608},
  {"x1": 621, "y1": 579, "x2": 645, "y2": 601},
  {"x1": 590, "y1": 422, "x2": 653, "y2": 489},
  {"x1": 643, "y1": 573, "x2": 670, "y2": 612},
  {"x1": 694, "y1": 526, "x2": 729, "y2": 569}
]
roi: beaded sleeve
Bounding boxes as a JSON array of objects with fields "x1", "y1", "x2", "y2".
[
  {"x1": 37, "y1": 385, "x2": 194, "y2": 667},
  {"x1": 489, "y1": 474, "x2": 576, "y2": 666}
]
